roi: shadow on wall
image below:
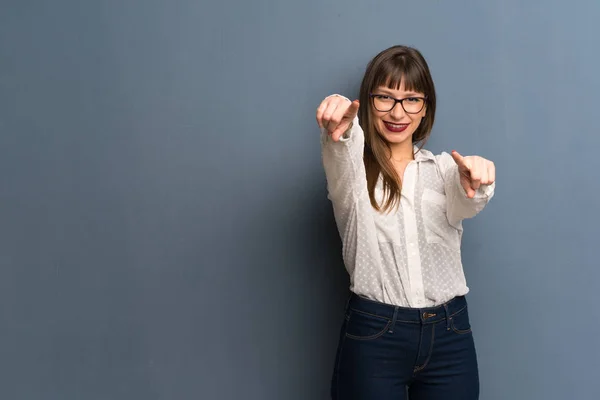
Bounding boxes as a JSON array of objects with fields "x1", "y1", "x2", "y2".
[
  {"x1": 221, "y1": 169, "x2": 351, "y2": 397},
  {"x1": 240, "y1": 169, "x2": 351, "y2": 308}
]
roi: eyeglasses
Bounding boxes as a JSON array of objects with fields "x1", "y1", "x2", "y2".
[{"x1": 369, "y1": 94, "x2": 427, "y2": 114}]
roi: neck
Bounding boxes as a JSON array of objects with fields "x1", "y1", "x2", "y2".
[{"x1": 388, "y1": 140, "x2": 414, "y2": 162}]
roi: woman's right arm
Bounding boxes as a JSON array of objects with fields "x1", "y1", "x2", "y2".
[{"x1": 317, "y1": 95, "x2": 366, "y2": 234}]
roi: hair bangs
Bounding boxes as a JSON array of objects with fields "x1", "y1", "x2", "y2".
[{"x1": 373, "y1": 56, "x2": 427, "y2": 95}]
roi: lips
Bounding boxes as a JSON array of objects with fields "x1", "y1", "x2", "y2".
[{"x1": 383, "y1": 121, "x2": 409, "y2": 133}]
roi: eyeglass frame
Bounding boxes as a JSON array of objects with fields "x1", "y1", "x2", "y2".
[{"x1": 369, "y1": 93, "x2": 428, "y2": 114}]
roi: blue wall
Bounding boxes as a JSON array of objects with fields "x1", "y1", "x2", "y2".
[{"x1": 1, "y1": 1, "x2": 599, "y2": 399}]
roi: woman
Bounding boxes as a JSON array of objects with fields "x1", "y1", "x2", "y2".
[{"x1": 316, "y1": 45, "x2": 495, "y2": 400}]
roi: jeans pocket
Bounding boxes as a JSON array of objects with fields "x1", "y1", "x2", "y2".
[
  {"x1": 345, "y1": 309, "x2": 392, "y2": 341},
  {"x1": 450, "y1": 306, "x2": 472, "y2": 335}
]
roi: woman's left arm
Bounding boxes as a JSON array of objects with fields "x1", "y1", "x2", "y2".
[{"x1": 436, "y1": 150, "x2": 496, "y2": 227}]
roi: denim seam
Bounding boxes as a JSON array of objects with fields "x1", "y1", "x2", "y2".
[
  {"x1": 334, "y1": 300, "x2": 352, "y2": 400},
  {"x1": 413, "y1": 324, "x2": 424, "y2": 371},
  {"x1": 348, "y1": 308, "x2": 390, "y2": 321},
  {"x1": 449, "y1": 304, "x2": 467, "y2": 318},
  {"x1": 388, "y1": 307, "x2": 399, "y2": 334},
  {"x1": 414, "y1": 325, "x2": 436, "y2": 373},
  {"x1": 448, "y1": 305, "x2": 471, "y2": 334},
  {"x1": 347, "y1": 303, "x2": 467, "y2": 326},
  {"x1": 395, "y1": 318, "x2": 421, "y2": 324},
  {"x1": 450, "y1": 317, "x2": 472, "y2": 334},
  {"x1": 334, "y1": 331, "x2": 346, "y2": 399},
  {"x1": 348, "y1": 309, "x2": 426, "y2": 325},
  {"x1": 345, "y1": 318, "x2": 393, "y2": 341}
]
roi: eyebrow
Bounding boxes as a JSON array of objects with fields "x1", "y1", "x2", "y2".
[{"x1": 376, "y1": 88, "x2": 422, "y2": 97}]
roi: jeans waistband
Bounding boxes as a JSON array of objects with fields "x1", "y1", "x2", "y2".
[{"x1": 347, "y1": 292, "x2": 468, "y2": 325}]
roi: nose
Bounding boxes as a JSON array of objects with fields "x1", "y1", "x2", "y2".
[{"x1": 389, "y1": 102, "x2": 407, "y2": 120}]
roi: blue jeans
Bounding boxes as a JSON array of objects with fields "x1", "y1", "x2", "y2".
[{"x1": 331, "y1": 293, "x2": 479, "y2": 399}]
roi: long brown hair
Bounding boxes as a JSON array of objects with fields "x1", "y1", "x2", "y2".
[{"x1": 358, "y1": 45, "x2": 437, "y2": 212}]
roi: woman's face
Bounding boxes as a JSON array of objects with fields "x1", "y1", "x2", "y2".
[{"x1": 371, "y1": 81, "x2": 427, "y2": 145}]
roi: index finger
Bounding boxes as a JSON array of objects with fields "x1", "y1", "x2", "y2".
[
  {"x1": 346, "y1": 100, "x2": 360, "y2": 118},
  {"x1": 451, "y1": 150, "x2": 467, "y2": 168}
]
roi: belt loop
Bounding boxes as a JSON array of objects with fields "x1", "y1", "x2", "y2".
[
  {"x1": 443, "y1": 303, "x2": 450, "y2": 331},
  {"x1": 388, "y1": 306, "x2": 399, "y2": 333},
  {"x1": 344, "y1": 293, "x2": 352, "y2": 311},
  {"x1": 343, "y1": 293, "x2": 352, "y2": 321}
]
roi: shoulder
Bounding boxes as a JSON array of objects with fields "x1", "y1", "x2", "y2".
[
  {"x1": 415, "y1": 147, "x2": 456, "y2": 175},
  {"x1": 434, "y1": 151, "x2": 454, "y2": 166},
  {"x1": 415, "y1": 147, "x2": 452, "y2": 165}
]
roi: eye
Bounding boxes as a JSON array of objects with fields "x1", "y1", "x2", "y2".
[
  {"x1": 375, "y1": 95, "x2": 392, "y2": 100},
  {"x1": 406, "y1": 97, "x2": 421, "y2": 103}
]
